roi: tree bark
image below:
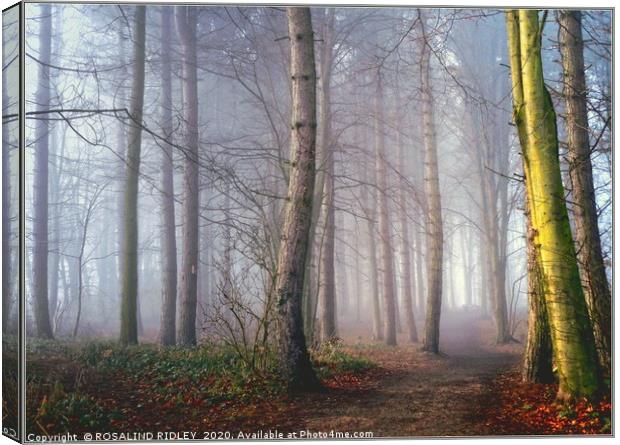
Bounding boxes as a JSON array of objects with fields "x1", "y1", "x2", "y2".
[
  {"x1": 276, "y1": 7, "x2": 320, "y2": 392},
  {"x1": 522, "y1": 202, "x2": 554, "y2": 383},
  {"x1": 32, "y1": 3, "x2": 54, "y2": 339},
  {"x1": 158, "y1": 7, "x2": 178, "y2": 347},
  {"x1": 558, "y1": 9, "x2": 611, "y2": 376},
  {"x1": 119, "y1": 5, "x2": 146, "y2": 346},
  {"x1": 374, "y1": 73, "x2": 397, "y2": 346},
  {"x1": 506, "y1": 9, "x2": 602, "y2": 402},
  {"x1": 419, "y1": 16, "x2": 443, "y2": 353},
  {"x1": 176, "y1": 5, "x2": 200, "y2": 347}
]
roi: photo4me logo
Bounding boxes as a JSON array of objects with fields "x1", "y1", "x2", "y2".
[{"x1": 237, "y1": 430, "x2": 374, "y2": 440}]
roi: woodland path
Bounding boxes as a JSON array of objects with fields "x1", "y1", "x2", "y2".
[{"x1": 291, "y1": 312, "x2": 523, "y2": 437}]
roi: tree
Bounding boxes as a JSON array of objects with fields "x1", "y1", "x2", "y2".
[
  {"x1": 558, "y1": 9, "x2": 611, "y2": 375},
  {"x1": 176, "y1": 5, "x2": 200, "y2": 346},
  {"x1": 158, "y1": 7, "x2": 178, "y2": 347},
  {"x1": 316, "y1": 8, "x2": 337, "y2": 343},
  {"x1": 31, "y1": 3, "x2": 54, "y2": 339},
  {"x1": 73, "y1": 184, "x2": 104, "y2": 337},
  {"x1": 360, "y1": 155, "x2": 383, "y2": 341},
  {"x1": 2, "y1": 48, "x2": 12, "y2": 335},
  {"x1": 419, "y1": 12, "x2": 443, "y2": 354},
  {"x1": 454, "y1": 16, "x2": 513, "y2": 342},
  {"x1": 374, "y1": 72, "x2": 397, "y2": 346},
  {"x1": 506, "y1": 9, "x2": 602, "y2": 402},
  {"x1": 275, "y1": 6, "x2": 321, "y2": 392},
  {"x1": 396, "y1": 90, "x2": 418, "y2": 343},
  {"x1": 119, "y1": 5, "x2": 146, "y2": 346}
]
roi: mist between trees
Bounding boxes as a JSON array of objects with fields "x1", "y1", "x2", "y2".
[{"x1": 3, "y1": 5, "x2": 611, "y2": 402}]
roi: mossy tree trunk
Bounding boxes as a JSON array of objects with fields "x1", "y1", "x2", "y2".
[
  {"x1": 506, "y1": 9, "x2": 602, "y2": 402},
  {"x1": 522, "y1": 203, "x2": 554, "y2": 383}
]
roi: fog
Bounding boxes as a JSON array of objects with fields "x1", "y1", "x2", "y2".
[{"x1": 6, "y1": 4, "x2": 611, "y2": 346}]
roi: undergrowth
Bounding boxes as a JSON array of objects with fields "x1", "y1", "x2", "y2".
[{"x1": 25, "y1": 338, "x2": 375, "y2": 435}]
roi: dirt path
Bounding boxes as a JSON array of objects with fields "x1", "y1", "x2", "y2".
[{"x1": 293, "y1": 312, "x2": 522, "y2": 437}]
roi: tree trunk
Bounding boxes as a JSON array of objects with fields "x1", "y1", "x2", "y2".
[
  {"x1": 397, "y1": 108, "x2": 418, "y2": 343},
  {"x1": 419, "y1": 18, "x2": 443, "y2": 353},
  {"x1": 158, "y1": 7, "x2": 178, "y2": 347},
  {"x1": 2, "y1": 59, "x2": 12, "y2": 334},
  {"x1": 522, "y1": 203, "x2": 554, "y2": 383},
  {"x1": 176, "y1": 6, "x2": 200, "y2": 347},
  {"x1": 361, "y1": 161, "x2": 383, "y2": 341},
  {"x1": 487, "y1": 210, "x2": 510, "y2": 343},
  {"x1": 276, "y1": 7, "x2": 320, "y2": 392},
  {"x1": 460, "y1": 229, "x2": 473, "y2": 307},
  {"x1": 374, "y1": 73, "x2": 397, "y2": 346},
  {"x1": 478, "y1": 229, "x2": 489, "y2": 316},
  {"x1": 32, "y1": 3, "x2": 54, "y2": 339},
  {"x1": 506, "y1": 9, "x2": 602, "y2": 402},
  {"x1": 413, "y1": 205, "x2": 426, "y2": 317},
  {"x1": 115, "y1": 25, "x2": 127, "y2": 310},
  {"x1": 48, "y1": 120, "x2": 68, "y2": 332},
  {"x1": 558, "y1": 9, "x2": 611, "y2": 376},
  {"x1": 317, "y1": 9, "x2": 336, "y2": 343},
  {"x1": 473, "y1": 114, "x2": 510, "y2": 341},
  {"x1": 119, "y1": 5, "x2": 146, "y2": 346}
]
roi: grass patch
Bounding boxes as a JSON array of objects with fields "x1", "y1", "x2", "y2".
[{"x1": 311, "y1": 338, "x2": 375, "y2": 379}]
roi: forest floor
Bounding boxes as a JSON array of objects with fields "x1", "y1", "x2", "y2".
[
  {"x1": 294, "y1": 311, "x2": 523, "y2": 437},
  {"x1": 294, "y1": 311, "x2": 610, "y2": 437},
  {"x1": 22, "y1": 310, "x2": 611, "y2": 439}
]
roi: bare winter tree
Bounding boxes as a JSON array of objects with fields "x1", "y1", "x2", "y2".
[
  {"x1": 419, "y1": 11, "x2": 444, "y2": 354},
  {"x1": 31, "y1": 3, "x2": 54, "y2": 339},
  {"x1": 176, "y1": 5, "x2": 200, "y2": 347},
  {"x1": 275, "y1": 6, "x2": 321, "y2": 392},
  {"x1": 158, "y1": 6, "x2": 178, "y2": 347},
  {"x1": 558, "y1": 9, "x2": 611, "y2": 375},
  {"x1": 120, "y1": 5, "x2": 147, "y2": 346}
]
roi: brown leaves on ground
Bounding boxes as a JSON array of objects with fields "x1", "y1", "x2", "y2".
[
  {"x1": 26, "y1": 315, "x2": 612, "y2": 438},
  {"x1": 321, "y1": 367, "x2": 386, "y2": 390},
  {"x1": 478, "y1": 370, "x2": 611, "y2": 435}
]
